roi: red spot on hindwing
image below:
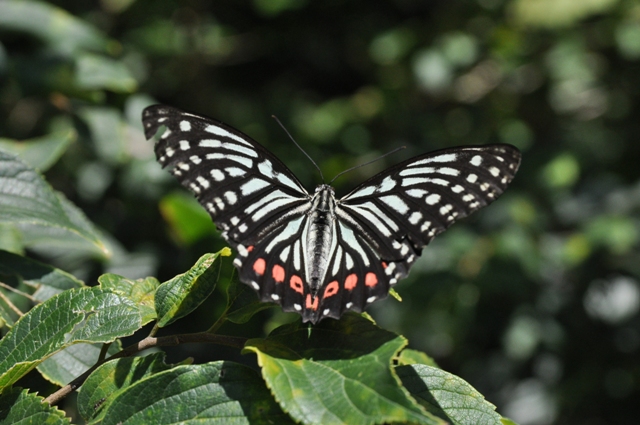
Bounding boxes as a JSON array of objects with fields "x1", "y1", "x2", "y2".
[
  {"x1": 381, "y1": 261, "x2": 388, "y2": 269},
  {"x1": 247, "y1": 245, "x2": 254, "y2": 252},
  {"x1": 305, "y1": 294, "x2": 319, "y2": 310},
  {"x1": 323, "y1": 281, "x2": 339, "y2": 298},
  {"x1": 290, "y1": 275, "x2": 304, "y2": 294},
  {"x1": 344, "y1": 274, "x2": 358, "y2": 290},
  {"x1": 272, "y1": 264, "x2": 285, "y2": 283},
  {"x1": 365, "y1": 272, "x2": 378, "y2": 287},
  {"x1": 253, "y1": 258, "x2": 266, "y2": 275}
]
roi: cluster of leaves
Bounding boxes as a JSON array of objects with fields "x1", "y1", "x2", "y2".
[{"x1": 0, "y1": 148, "x2": 514, "y2": 423}]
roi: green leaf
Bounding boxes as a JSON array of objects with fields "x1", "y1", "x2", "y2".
[
  {"x1": 37, "y1": 342, "x2": 121, "y2": 387},
  {"x1": 244, "y1": 314, "x2": 444, "y2": 425},
  {"x1": 99, "y1": 274, "x2": 159, "y2": 325},
  {"x1": 159, "y1": 191, "x2": 217, "y2": 245},
  {"x1": 0, "y1": 250, "x2": 84, "y2": 302},
  {"x1": 0, "y1": 151, "x2": 110, "y2": 257},
  {"x1": 0, "y1": 124, "x2": 76, "y2": 172},
  {"x1": 0, "y1": 222, "x2": 22, "y2": 254},
  {"x1": 224, "y1": 280, "x2": 276, "y2": 324},
  {"x1": 75, "y1": 54, "x2": 138, "y2": 93},
  {"x1": 397, "y1": 348, "x2": 439, "y2": 368},
  {"x1": 0, "y1": 1, "x2": 108, "y2": 55},
  {"x1": 97, "y1": 361, "x2": 295, "y2": 425},
  {"x1": 0, "y1": 287, "x2": 141, "y2": 390},
  {"x1": 396, "y1": 364, "x2": 503, "y2": 425},
  {"x1": 155, "y1": 250, "x2": 230, "y2": 328},
  {"x1": 0, "y1": 387, "x2": 70, "y2": 425},
  {"x1": 78, "y1": 107, "x2": 130, "y2": 164},
  {"x1": 77, "y1": 352, "x2": 172, "y2": 422}
]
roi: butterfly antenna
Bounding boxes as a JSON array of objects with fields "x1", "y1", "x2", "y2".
[
  {"x1": 329, "y1": 146, "x2": 406, "y2": 185},
  {"x1": 272, "y1": 115, "x2": 324, "y2": 183}
]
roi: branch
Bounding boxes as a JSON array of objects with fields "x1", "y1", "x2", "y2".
[{"x1": 44, "y1": 332, "x2": 247, "y2": 405}]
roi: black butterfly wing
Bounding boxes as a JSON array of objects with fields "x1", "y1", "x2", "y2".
[
  {"x1": 142, "y1": 105, "x2": 315, "y2": 311},
  {"x1": 310, "y1": 145, "x2": 522, "y2": 320}
]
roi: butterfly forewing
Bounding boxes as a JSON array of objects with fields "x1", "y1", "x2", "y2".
[
  {"x1": 142, "y1": 105, "x2": 310, "y2": 244},
  {"x1": 143, "y1": 104, "x2": 521, "y2": 324},
  {"x1": 339, "y1": 144, "x2": 521, "y2": 262}
]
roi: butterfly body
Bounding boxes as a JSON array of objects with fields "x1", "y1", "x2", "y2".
[{"x1": 143, "y1": 105, "x2": 522, "y2": 324}]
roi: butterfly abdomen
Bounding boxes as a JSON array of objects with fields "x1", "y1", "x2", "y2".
[{"x1": 305, "y1": 185, "x2": 337, "y2": 295}]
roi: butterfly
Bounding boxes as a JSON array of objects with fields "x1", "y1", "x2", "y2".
[{"x1": 142, "y1": 105, "x2": 521, "y2": 324}]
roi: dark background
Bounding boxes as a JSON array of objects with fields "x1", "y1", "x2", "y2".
[{"x1": 1, "y1": 1, "x2": 640, "y2": 424}]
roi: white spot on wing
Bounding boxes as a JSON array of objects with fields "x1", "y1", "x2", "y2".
[
  {"x1": 224, "y1": 191, "x2": 237, "y2": 205},
  {"x1": 399, "y1": 167, "x2": 436, "y2": 177},
  {"x1": 225, "y1": 167, "x2": 245, "y2": 177},
  {"x1": 200, "y1": 139, "x2": 222, "y2": 148},
  {"x1": 467, "y1": 174, "x2": 478, "y2": 183},
  {"x1": 179, "y1": 140, "x2": 190, "y2": 150},
  {"x1": 379, "y1": 195, "x2": 409, "y2": 214},
  {"x1": 437, "y1": 167, "x2": 459, "y2": 176},
  {"x1": 425, "y1": 194, "x2": 441, "y2": 205},
  {"x1": 406, "y1": 189, "x2": 427, "y2": 198},
  {"x1": 345, "y1": 252, "x2": 354, "y2": 269},
  {"x1": 196, "y1": 176, "x2": 210, "y2": 189},
  {"x1": 409, "y1": 211, "x2": 422, "y2": 225},
  {"x1": 402, "y1": 177, "x2": 431, "y2": 186},
  {"x1": 411, "y1": 153, "x2": 457, "y2": 166},
  {"x1": 265, "y1": 216, "x2": 304, "y2": 253},
  {"x1": 332, "y1": 246, "x2": 343, "y2": 276},
  {"x1": 206, "y1": 153, "x2": 253, "y2": 168},
  {"x1": 204, "y1": 124, "x2": 253, "y2": 147},
  {"x1": 240, "y1": 178, "x2": 270, "y2": 196},
  {"x1": 347, "y1": 185, "x2": 375, "y2": 199},
  {"x1": 293, "y1": 239, "x2": 301, "y2": 270},
  {"x1": 279, "y1": 246, "x2": 291, "y2": 262},
  {"x1": 180, "y1": 121, "x2": 191, "y2": 132},
  {"x1": 470, "y1": 155, "x2": 483, "y2": 166},
  {"x1": 338, "y1": 222, "x2": 370, "y2": 266},
  {"x1": 377, "y1": 176, "x2": 397, "y2": 192},
  {"x1": 210, "y1": 169, "x2": 225, "y2": 181}
]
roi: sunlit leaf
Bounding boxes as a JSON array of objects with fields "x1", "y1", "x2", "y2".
[
  {"x1": 77, "y1": 352, "x2": 172, "y2": 422},
  {"x1": 0, "y1": 388, "x2": 70, "y2": 425},
  {"x1": 244, "y1": 314, "x2": 443, "y2": 425},
  {"x1": 98, "y1": 361, "x2": 294, "y2": 425},
  {"x1": 0, "y1": 287, "x2": 141, "y2": 389},
  {"x1": 397, "y1": 364, "x2": 503, "y2": 425},
  {"x1": 155, "y1": 250, "x2": 230, "y2": 328}
]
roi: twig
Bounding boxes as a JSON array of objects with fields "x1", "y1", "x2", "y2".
[{"x1": 44, "y1": 332, "x2": 248, "y2": 405}]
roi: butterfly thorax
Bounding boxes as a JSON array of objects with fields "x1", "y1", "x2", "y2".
[{"x1": 305, "y1": 185, "x2": 337, "y2": 296}]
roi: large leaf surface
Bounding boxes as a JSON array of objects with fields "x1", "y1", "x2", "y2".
[
  {"x1": 244, "y1": 314, "x2": 444, "y2": 425},
  {"x1": 0, "y1": 388, "x2": 70, "y2": 425},
  {"x1": 0, "y1": 151, "x2": 109, "y2": 256},
  {"x1": 0, "y1": 287, "x2": 140, "y2": 389},
  {"x1": 97, "y1": 361, "x2": 294, "y2": 425},
  {"x1": 38, "y1": 342, "x2": 122, "y2": 387},
  {"x1": 78, "y1": 353, "x2": 172, "y2": 422},
  {"x1": 397, "y1": 364, "x2": 504, "y2": 425}
]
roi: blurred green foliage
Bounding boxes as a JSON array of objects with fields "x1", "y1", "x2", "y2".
[{"x1": 1, "y1": 0, "x2": 639, "y2": 423}]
